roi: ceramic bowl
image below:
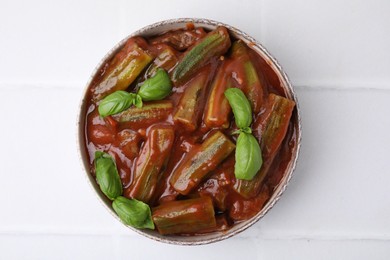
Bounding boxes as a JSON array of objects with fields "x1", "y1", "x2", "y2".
[{"x1": 77, "y1": 18, "x2": 301, "y2": 245}]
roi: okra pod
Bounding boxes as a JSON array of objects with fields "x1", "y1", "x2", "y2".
[
  {"x1": 112, "y1": 101, "x2": 173, "y2": 127},
  {"x1": 194, "y1": 214, "x2": 230, "y2": 234},
  {"x1": 173, "y1": 69, "x2": 209, "y2": 131},
  {"x1": 152, "y1": 196, "x2": 216, "y2": 235},
  {"x1": 170, "y1": 131, "x2": 235, "y2": 195},
  {"x1": 172, "y1": 26, "x2": 231, "y2": 84},
  {"x1": 203, "y1": 62, "x2": 232, "y2": 128},
  {"x1": 150, "y1": 27, "x2": 207, "y2": 51},
  {"x1": 116, "y1": 129, "x2": 141, "y2": 159},
  {"x1": 233, "y1": 94, "x2": 295, "y2": 198},
  {"x1": 258, "y1": 94, "x2": 296, "y2": 157},
  {"x1": 230, "y1": 41, "x2": 264, "y2": 113},
  {"x1": 126, "y1": 125, "x2": 174, "y2": 203},
  {"x1": 145, "y1": 47, "x2": 179, "y2": 78},
  {"x1": 197, "y1": 154, "x2": 235, "y2": 211},
  {"x1": 229, "y1": 185, "x2": 270, "y2": 221},
  {"x1": 92, "y1": 38, "x2": 153, "y2": 101}
]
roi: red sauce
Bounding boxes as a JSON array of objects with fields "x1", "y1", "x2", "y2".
[{"x1": 83, "y1": 25, "x2": 298, "y2": 234}]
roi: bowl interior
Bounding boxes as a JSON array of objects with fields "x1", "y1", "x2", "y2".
[{"x1": 78, "y1": 18, "x2": 301, "y2": 245}]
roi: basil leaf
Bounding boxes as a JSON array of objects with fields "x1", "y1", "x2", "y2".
[
  {"x1": 224, "y1": 88, "x2": 252, "y2": 129},
  {"x1": 98, "y1": 91, "x2": 134, "y2": 117},
  {"x1": 235, "y1": 132, "x2": 263, "y2": 180},
  {"x1": 112, "y1": 196, "x2": 155, "y2": 229},
  {"x1": 138, "y1": 68, "x2": 172, "y2": 101},
  {"x1": 94, "y1": 151, "x2": 123, "y2": 200}
]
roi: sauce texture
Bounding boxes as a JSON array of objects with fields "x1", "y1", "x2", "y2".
[{"x1": 84, "y1": 24, "x2": 298, "y2": 235}]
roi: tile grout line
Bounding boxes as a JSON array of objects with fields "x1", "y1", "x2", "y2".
[
  {"x1": 0, "y1": 229, "x2": 389, "y2": 241},
  {"x1": 294, "y1": 85, "x2": 390, "y2": 92}
]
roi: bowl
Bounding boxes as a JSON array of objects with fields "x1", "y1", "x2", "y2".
[{"x1": 77, "y1": 18, "x2": 301, "y2": 245}]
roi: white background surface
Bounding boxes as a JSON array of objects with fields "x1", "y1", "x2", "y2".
[{"x1": 1, "y1": 0, "x2": 389, "y2": 259}]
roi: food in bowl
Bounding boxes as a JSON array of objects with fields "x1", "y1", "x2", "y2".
[{"x1": 82, "y1": 22, "x2": 298, "y2": 237}]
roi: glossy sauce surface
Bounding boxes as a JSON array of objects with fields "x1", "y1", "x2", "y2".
[{"x1": 84, "y1": 25, "x2": 298, "y2": 234}]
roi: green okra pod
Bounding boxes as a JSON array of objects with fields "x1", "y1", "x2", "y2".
[
  {"x1": 126, "y1": 125, "x2": 175, "y2": 203},
  {"x1": 172, "y1": 26, "x2": 231, "y2": 84},
  {"x1": 203, "y1": 62, "x2": 232, "y2": 128},
  {"x1": 112, "y1": 101, "x2": 173, "y2": 127},
  {"x1": 152, "y1": 196, "x2": 216, "y2": 235},
  {"x1": 173, "y1": 69, "x2": 210, "y2": 131},
  {"x1": 145, "y1": 47, "x2": 179, "y2": 77},
  {"x1": 170, "y1": 131, "x2": 235, "y2": 195},
  {"x1": 92, "y1": 38, "x2": 153, "y2": 101},
  {"x1": 230, "y1": 41, "x2": 264, "y2": 113}
]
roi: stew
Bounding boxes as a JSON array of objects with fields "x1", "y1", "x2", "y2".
[{"x1": 84, "y1": 23, "x2": 298, "y2": 235}]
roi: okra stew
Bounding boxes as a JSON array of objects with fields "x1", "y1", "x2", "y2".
[{"x1": 84, "y1": 23, "x2": 298, "y2": 236}]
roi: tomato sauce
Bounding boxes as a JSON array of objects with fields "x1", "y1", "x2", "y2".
[{"x1": 83, "y1": 25, "x2": 298, "y2": 234}]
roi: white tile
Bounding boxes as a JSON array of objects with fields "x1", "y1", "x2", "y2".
[
  {"x1": 0, "y1": 234, "x2": 118, "y2": 260},
  {"x1": 0, "y1": 234, "x2": 389, "y2": 260},
  {"x1": 0, "y1": 0, "x2": 126, "y2": 87},
  {"x1": 261, "y1": 0, "x2": 390, "y2": 88}
]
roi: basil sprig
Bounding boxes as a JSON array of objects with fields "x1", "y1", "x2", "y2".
[
  {"x1": 98, "y1": 68, "x2": 172, "y2": 117},
  {"x1": 224, "y1": 88, "x2": 252, "y2": 129},
  {"x1": 95, "y1": 151, "x2": 155, "y2": 230},
  {"x1": 94, "y1": 151, "x2": 123, "y2": 200},
  {"x1": 113, "y1": 196, "x2": 155, "y2": 229},
  {"x1": 224, "y1": 88, "x2": 263, "y2": 180}
]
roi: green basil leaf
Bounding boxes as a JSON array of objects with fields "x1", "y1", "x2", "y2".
[
  {"x1": 94, "y1": 151, "x2": 123, "y2": 200},
  {"x1": 234, "y1": 132, "x2": 263, "y2": 180},
  {"x1": 224, "y1": 88, "x2": 252, "y2": 129},
  {"x1": 138, "y1": 68, "x2": 172, "y2": 101},
  {"x1": 98, "y1": 91, "x2": 134, "y2": 117},
  {"x1": 112, "y1": 196, "x2": 155, "y2": 229},
  {"x1": 133, "y1": 94, "x2": 143, "y2": 108}
]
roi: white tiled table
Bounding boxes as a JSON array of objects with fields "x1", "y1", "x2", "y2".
[{"x1": 1, "y1": 0, "x2": 389, "y2": 259}]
